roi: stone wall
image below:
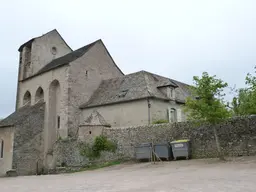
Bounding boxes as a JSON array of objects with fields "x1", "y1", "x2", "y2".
[
  {"x1": 53, "y1": 138, "x2": 88, "y2": 167},
  {"x1": 53, "y1": 116, "x2": 256, "y2": 168},
  {"x1": 103, "y1": 116, "x2": 256, "y2": 159},
  {"x1": 12, "y1": 103, "x2": 45, "y2": 175}
]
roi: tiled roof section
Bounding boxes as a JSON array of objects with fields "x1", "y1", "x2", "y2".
[
  {"x1": 0, "y1": 102, "x2": 45, "y2": 128},
  {"x1": 149, "y1": 72, "x2": 178, "y2": 88},
  {"x1": 80, "y1": 70, "x2": 187, "y2": 108},
  {"x1": 172, "y1": 79, "x2": 192, "y2": 97},
  {"x1": 36, "y1": 40, "x2": 100, "y2": 75},
  {"x1": 80, "y1": 71, "x2": 152, "y2": 108}
]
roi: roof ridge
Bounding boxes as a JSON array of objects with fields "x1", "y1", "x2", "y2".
[{"x1": 142, "y1": 71, "x2": 154, "y2": 97}]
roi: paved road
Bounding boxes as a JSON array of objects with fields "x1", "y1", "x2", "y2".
[{"x1": 1, "y1": 157, "x2": 256, "y2": 192}]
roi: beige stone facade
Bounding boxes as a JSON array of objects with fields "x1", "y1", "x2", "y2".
[
  {"x1": 68, "y1": 41, "x2": 123, "y2": 136},
  {"x1": 81, "y1": 100, "x2": 149, "y2": 128},
  {"x1": 0, "y1": 127, "x2": 14, "y2": 176}
]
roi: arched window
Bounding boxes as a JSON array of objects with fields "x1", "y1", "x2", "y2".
[
  {"x1": 168, "y1": 108, "x2": 177, "y2": 123},
  {"x1": 35, "y1": 87, "x2": 44, "y2": 103},
  {"x1": 0, "y1": 139, "x2": 4, "y2": 158},
  {"x1": 23, "y1": 91, "x2": 31, "y2": 106}
]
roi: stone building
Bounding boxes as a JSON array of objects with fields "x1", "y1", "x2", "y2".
[{"x1": 0, "y1": 29, "x2": 190, "y2": 176}]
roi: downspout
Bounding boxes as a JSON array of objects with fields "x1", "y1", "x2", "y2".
[{"x1": 147, "y1": 98, "x2": 151, "y2": 124}]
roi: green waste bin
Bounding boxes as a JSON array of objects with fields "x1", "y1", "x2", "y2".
[{"x1": 170, "y1": 140, "x2": 191, "y2": 160}]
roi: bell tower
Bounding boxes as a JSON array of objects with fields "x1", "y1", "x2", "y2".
[{"x1": 18, "y1": 42, "x2": 33, "y2": 80}]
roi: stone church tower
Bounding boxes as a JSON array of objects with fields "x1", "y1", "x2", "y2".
[
  {"x1": 15, "y1": 29, "x2": 124, "y2": 169},
  {"x1": 16, "y1": 29, "x2": 72, "y2": 108}
]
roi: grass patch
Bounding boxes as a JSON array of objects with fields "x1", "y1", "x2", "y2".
[{"x1": 152, "y1": 119, "x2": 169, "y2": 124}]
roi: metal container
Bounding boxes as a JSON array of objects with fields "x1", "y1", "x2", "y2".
[
  {"x1": 153, "y1": 142, "x2": 172, "y2": 161},
  {"x1": 134, "y1": 143, "x2": 152, "y2": 160},
  {"x1": 170, "y1": 140, "x2": 191, "y2": 160}
]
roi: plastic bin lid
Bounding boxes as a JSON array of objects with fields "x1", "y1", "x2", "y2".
[
  {"x1": 137, "y1": 142, "x2": 152, "y2": 146},
  {"x1": 154, "y1": 142, "x2": 170, "y2": 145},
  {"x1": 170, "y1": 139, "x2": 190, "y2": 144}
]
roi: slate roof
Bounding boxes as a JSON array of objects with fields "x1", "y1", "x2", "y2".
[
  {"x1": 0, "y1": 102, "x2": 45, "y2": 128},
  {"x1": 80, "y1": 71, "x2": 191, "y2": 109}
]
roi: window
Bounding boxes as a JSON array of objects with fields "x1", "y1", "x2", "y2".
[
  {"x1": 57, "y1": 116, "x2": 60, "y2": 129},
  {"x1": 118, "y1": 90, "x2": 128, "y2": 98},
  {"x1": 51, "y1": 47, "x2": 57, "y2": 55},
  {"x1": 35, "y1": 87, "x2": 44, "y2": 103},
  {"x1": 19, "y1": 52, "x2": 22, "y2": 65},
  {"x1": 167, "y1": 87, "x2": 174, "y2": 98},
  {"x1": 24, "y1": 44, "x2": 32, "y2": 65},
  {"x1": 0, "y1": 140, "x2": 4, "y2": 158},
  {"x1": 23, "y1": 91, "x2": 31, "y2": 106},
  {"x1": 168, "y1": 108, "x2": 177, "y2": 123}
]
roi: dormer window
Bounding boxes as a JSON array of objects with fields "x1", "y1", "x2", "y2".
[
  {"x1": 167, "y1": 87, "x2": 174, "y2": 99},
  {"x1": 118, "y1": 90, "x2": 128, "y2": 98}
]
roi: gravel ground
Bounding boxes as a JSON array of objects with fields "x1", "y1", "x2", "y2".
[{"x1": 1, "y1": 157, "x2": 256, "y2": 192}]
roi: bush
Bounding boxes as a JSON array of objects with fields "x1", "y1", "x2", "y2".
[
  {"x1": 152, "y1": 119, "x2": 169, "y2": 124},
  {"x1": 79, "y1": 135, "x2": 117, "y2": 160}
]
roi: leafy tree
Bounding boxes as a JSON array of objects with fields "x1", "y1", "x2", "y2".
[
  {"x1": 185, "y1": 72, "x2": 232, "y2": 160},
  {"x1": 232, "y1": 66, "x2": 256, "y2": 115}
]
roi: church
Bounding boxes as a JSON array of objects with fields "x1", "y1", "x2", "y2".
[{"x1": 0, "y1": 29, "x2": 190, "y2": 176}]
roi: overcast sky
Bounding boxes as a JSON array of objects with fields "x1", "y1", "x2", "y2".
[{"x1": 0, "y1": 0, "x2": 255, "y2": 118}]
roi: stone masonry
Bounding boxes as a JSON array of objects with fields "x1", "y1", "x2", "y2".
[
  {"x1": 52, "y1": 116, "x2": 256, "y2": 169},
  {"x1": 102, "y1": 116, "x2": 256, "y2": 160},
  {"x1": 12, "y1": 103, "x2": 45, "y2": 175}
]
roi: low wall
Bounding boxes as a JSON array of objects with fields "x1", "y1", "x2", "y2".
[
  {"x1": 54, "y1": 138, "x2": 88, "y2": 167},
  {"x1": 54, "y1": 116, "x2": 256, "y2": 168},
  {"x1": 103, "y1": 116, "x2": 256, "y2": 159}
]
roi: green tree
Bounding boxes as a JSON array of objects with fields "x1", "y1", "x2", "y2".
[
  {"x1": 185, "y1": 72, "x2": 231, "y2": 160},
  {"x1": 232, "y1": 66, "x2": 256, "y2": 115}
]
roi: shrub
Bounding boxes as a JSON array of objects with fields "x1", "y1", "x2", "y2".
[
  {"x1": 152, "y1": 119, "x2": 169, "y2": 124},
  {"x1": 79, "y1": 135, "x2": 117, "y2": 160}
]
